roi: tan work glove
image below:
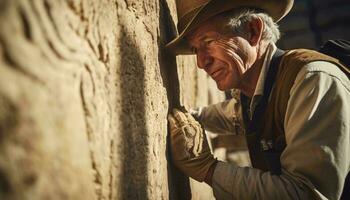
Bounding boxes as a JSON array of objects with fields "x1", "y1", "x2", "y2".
[{"x1": 168, "y1": 108, "x2": 217, "y2": 182}]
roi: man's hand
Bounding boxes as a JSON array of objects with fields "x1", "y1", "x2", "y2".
[{"x1": 168, "y1": 108, "x2": 217, "y2": 182}]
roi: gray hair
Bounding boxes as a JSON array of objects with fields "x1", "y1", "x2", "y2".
[{"x1": 219, "y1": 8, "x2": 281, "y2": 43}]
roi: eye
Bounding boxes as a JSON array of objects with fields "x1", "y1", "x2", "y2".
[{"x1": 203, "y1": 38, "x2": 215, "y2": 46}]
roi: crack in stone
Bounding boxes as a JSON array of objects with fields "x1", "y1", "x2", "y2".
[
  {"x1": 66, "y1": 0, "x2": 88, "y2": 23},
  {"x1": 84, "y1": 64, "x2": 96, "y2": 96},
  {"x1": 42, "y1": 0, "x2": 76, "y2": 53},
  {"x1": 79, "y1": 77, "x2": 103, "y2": 200},
  {"x1": 108, "y1": 140, "x2": 114, "y2": 200},
  {"x1": 18, "y1": 7, "x2": 32, "y2": 40},
  {"x1": 27, "y1": 0, "x2": 78, "y2": 63}
]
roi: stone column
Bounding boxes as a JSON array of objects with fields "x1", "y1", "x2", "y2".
[{"x1": 0, "y1": 0, "x2": 224, "y2": 199}]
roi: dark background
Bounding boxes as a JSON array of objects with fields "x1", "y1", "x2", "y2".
[{"x1": 277, "y1": 0, "x2": 350, "y2": 50}]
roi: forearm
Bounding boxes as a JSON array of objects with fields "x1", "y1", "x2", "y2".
[
  {"x1": 211, "y1": 162, "x2": 318, "y2": 200},
  {"x1": 191, "y1": 99, "x2": 244, "y2": 135},
  {"x1": 204, "y1": 160, "x2": 218, "y2": 186}
]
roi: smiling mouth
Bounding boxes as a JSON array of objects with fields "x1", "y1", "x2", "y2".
[{"x1": 211, "y1": 68, "x2": 224, "y2": 79}]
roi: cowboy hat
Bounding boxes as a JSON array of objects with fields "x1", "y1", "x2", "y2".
[{"x1": 166, "y1": 0, "x2": 294, "y2": 55}]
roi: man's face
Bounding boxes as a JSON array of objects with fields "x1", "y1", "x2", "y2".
[{"x1": 187, "y1": 16, "x2": 256, "y2": 91}]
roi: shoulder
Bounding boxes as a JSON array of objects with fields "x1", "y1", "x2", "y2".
[
  {"x1": 282, "y1": 49, "x2": 339, "y2": 67},
  {"x1": 293, "y1": 60, "x2": 350, "y2": 94},
  {"x1": 280, "y1": 49, "x2": 349, "y2": 90}
]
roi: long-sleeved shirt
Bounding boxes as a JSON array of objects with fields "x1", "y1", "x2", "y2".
[{"x1": 194, "y1": 44, "x2": 350, "y2": 199}]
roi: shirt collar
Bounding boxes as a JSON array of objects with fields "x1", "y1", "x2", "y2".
[
  {"x1": 249, "y1": 43, "x2": 277, "y2": 115},
  {"x1": 252, "y1": 43, "x2": 277, "y2": 97}
]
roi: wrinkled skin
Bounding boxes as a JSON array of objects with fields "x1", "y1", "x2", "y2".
[{"x1": 187, "y1": 15, "x2": 267, "y2": 96}]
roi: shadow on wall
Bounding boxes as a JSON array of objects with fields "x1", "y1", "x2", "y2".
[
  {"x1": 117, "y1": 0, "x2": 192, "y2": 198},
  {"x1": 157, "y1": 0, "x2": 192, "y2": 199},
  {"x1": 118, "y1": 23, "x2": 149, "y2": 199}
]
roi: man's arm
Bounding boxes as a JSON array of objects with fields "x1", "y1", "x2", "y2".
[{"x1": 190, "y1": 97, "x2": 244, "y2": 135}]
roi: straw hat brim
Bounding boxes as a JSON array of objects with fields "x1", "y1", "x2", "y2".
[{"x1": 166, "y1": 0, "x2": 293, "y2": 55}]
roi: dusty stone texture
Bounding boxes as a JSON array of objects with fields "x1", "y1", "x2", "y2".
[{"x1": 0, "y1": 0, "x2": 224, "y2": 199}]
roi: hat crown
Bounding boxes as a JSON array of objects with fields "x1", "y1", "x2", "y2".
[
  {"x1": 176, "y1": 0, "x2": 209, "y2": 19},
  {"x1": 168, "y1": 0, "x2": 294, "y2": 55}
]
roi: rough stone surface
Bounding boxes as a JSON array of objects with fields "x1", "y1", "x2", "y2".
[{"x1": 0, "y1": 0, "x2": 224, "y2": 199}]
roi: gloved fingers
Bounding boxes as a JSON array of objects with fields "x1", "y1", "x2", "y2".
[
  {"x1": 173, "y1": 108, "x2": 189, "y2": 126},
  {"x1": 185, "y1": 113, "x2": 203, "y2": 131},
  {"x1": 185, "y1": 112, "x2": 197, "y2": 124},
  {"x1": 198, "y1": 128, "x2": 204, "y2": 154},
  {"x1": 168, "y1": 113, "x2": 179, "y2": 130},
  {"x1": 198, "y1": 128, "x2": 205, "y2": 155},
  {"x1": 192, "y1": 126, "x2": 201, "y2": 157},
  {"x1": 182, "y1": 124, "x2": 196, "y2": 138},
  {"x1": 185, "y1": 138, "x2": 194, "y2": 156}
]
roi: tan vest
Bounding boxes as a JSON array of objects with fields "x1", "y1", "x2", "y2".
[{"x1": 247, "y1": 49, "x2": 349, "y2": 172}]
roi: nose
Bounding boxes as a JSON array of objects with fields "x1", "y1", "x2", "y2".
[{"x1": 196, "y1": 49, "x2": 213, "y2": 69}]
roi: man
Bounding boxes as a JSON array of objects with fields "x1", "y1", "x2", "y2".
[{"x1": 166, "y1": 0, "x2": 350, "y2": 199}]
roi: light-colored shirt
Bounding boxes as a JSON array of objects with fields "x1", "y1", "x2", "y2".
[
  {"x1": 195, "y1": 44, "x2": 350, "y2": 199},
  {"x1": 248, "y1": 42, "x2": 277, "y2": 119}
]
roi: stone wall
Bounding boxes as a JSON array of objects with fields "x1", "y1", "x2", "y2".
[{"x1": 0, "y1": 0, "x2": 224, "y2": 199}]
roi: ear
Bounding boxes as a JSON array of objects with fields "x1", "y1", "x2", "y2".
[{"x1": 246, "y1": 17, "x2": 264, "y2": 46}]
